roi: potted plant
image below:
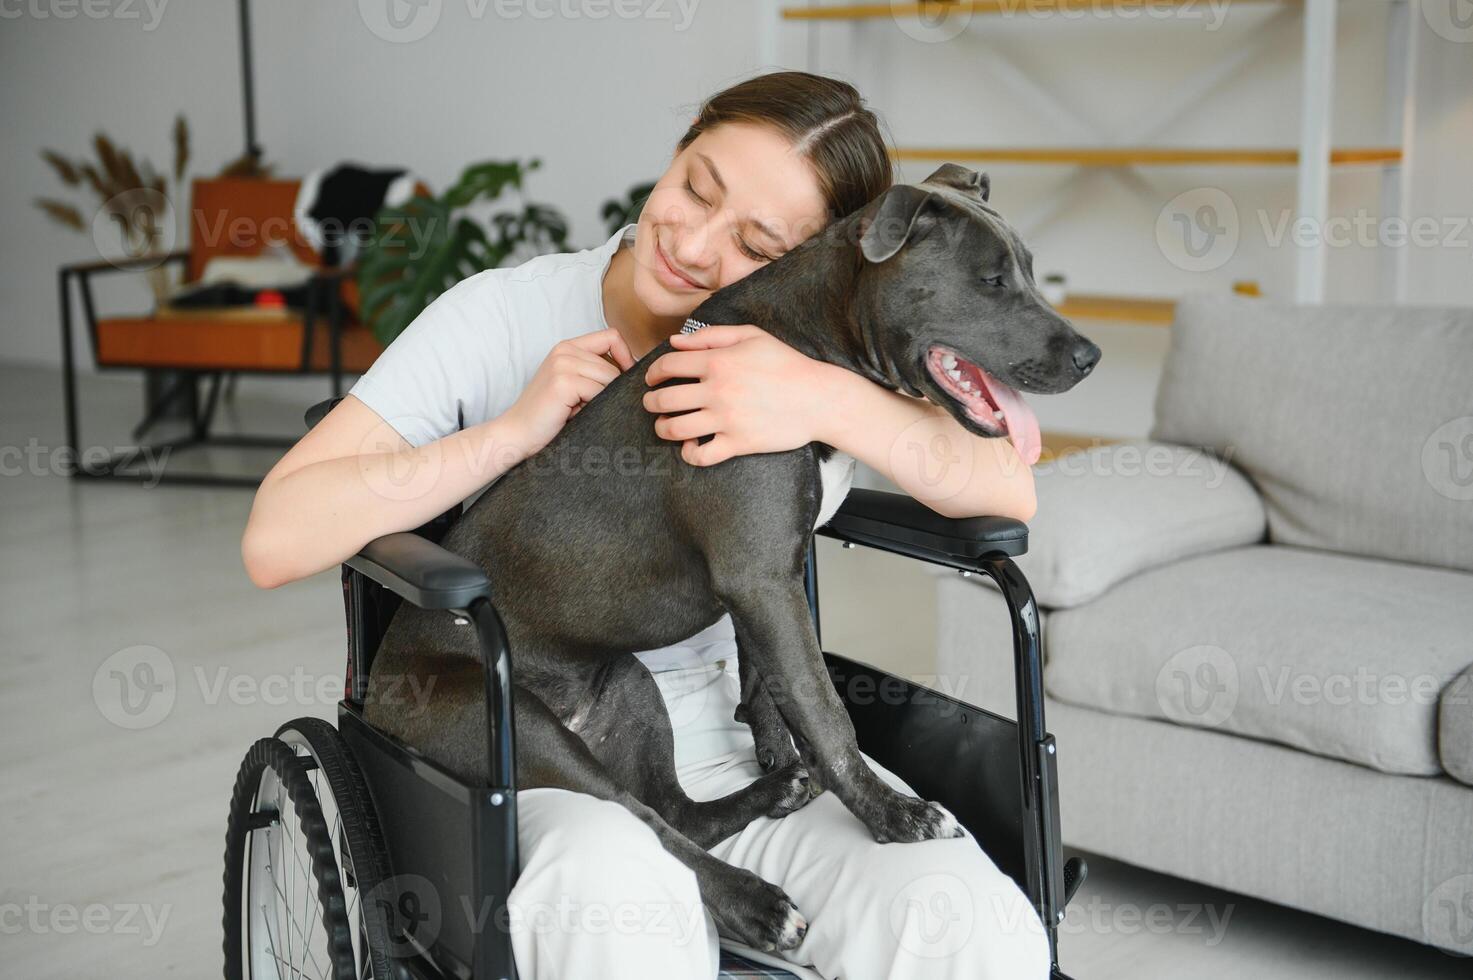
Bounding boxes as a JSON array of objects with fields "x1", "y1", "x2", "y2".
[{"x1": 357, "y1": 159, "x2": 571, "y2": 347}]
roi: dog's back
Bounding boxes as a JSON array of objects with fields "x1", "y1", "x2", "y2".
[{"x1": 365, "y1": 337, "x2": 827, "y2": 728}]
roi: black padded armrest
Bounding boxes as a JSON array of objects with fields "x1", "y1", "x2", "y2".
[
  {"x1": 346, "y1": 532, "x2": 491, "y2": 610},
  {"x1": 821, "y1": 488, "x2": 1028, "y2": 565},
  {"x1": 304, "y1": 396, "x2": 343, "y2": 431}
]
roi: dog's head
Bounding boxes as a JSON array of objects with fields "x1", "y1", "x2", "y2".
[{"x1": 849, "y1": 164, "x2": 1100, "y2": 463}]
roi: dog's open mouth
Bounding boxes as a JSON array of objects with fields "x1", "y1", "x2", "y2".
[{"x1": 925, "y1": 345, "x2": 1042, "y2": 465}]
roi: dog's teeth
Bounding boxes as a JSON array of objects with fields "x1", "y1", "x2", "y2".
[
  {"x1": 994, "y1": 409, "x2": 1005, "y2": 420},
  {"x1": 941, "y1": 354, "x2": 957, "y2": 370},
  {"x1": 946, "y1": 368, "x2": 962, "y2": 381}
]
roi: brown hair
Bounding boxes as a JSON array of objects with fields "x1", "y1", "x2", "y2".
[{"x1": 676, "y1": 70, "x2": 894, "y2": 226}]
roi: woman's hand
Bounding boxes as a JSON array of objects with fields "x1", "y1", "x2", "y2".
[
  {"x1": 642, "y1": 325, "x2": 844, "y2": 466},
  {"x1": 503, "y1": 327, "x2": 635, "y2": 457},
  {"x1": 642, "y1": 322, "x2": 1037, "y2": 519}
]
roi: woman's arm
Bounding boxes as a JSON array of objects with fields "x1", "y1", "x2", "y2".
[
  {"x1": 242, "y1": 328, "x2": 634, "y2": 590},
  {"x1": 641, "y1": 325, "x2": 1037, "y2": 521},
  {"x1": 241, "y1": 397, "x2": 533, "y2": 590},
  {"x1": 819, "y1": 366, "x2": 1037, "y2": 521}
]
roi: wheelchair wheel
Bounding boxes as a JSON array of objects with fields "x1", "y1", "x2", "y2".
[{"x1": 223, "y1": 717, "x2": 397, "y2": 979}]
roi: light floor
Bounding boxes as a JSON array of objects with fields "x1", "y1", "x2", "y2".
[{"x1": 0, "y1": 360, "x2": 1465, "y2": 978}]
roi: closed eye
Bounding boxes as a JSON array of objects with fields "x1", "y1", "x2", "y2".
[
  {"x1": 685, "y1": 179, "x2": 773, "y2": 262},
  {"x1": 684, "y1": 180, "x2": 710, "y2": 208}
]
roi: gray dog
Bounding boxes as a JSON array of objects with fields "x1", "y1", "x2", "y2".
[{"x1": 365, "y1": 163, "x2": 1100, "y2": 951}]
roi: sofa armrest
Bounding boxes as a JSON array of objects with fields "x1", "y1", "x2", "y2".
[
  {"x1": 1441, "y1": 663, "x2": 1473, "y2": 788},
  {"x1": 346, "y1": 532, "x2": 490, "y2": 610},
  {"x1": 994, "y1": 439, "x2": 1267, "y2": 609}
]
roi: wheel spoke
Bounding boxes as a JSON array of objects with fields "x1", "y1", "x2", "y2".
[
  {"x1": 237, "y1": 729, "x2": 381, "y2": 980},
  {"x1": 276, "y1": 781, "x2": 295, "y2": 975}
]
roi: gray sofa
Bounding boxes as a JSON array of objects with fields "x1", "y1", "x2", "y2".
[{"x1": 935, "y1": 294, "x2": 1473, "y2": 954}]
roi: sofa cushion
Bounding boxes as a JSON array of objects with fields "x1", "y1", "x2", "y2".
[
  {"x1": 1042, "y1": 544, "x2": 1473, "y2": 777},
  {"x1": 1020, "y1": 439, "x2": 1266, "y2": 608},
  {"x1": 1151, "y1": 294, "x2": 1473, "y2": 574},
  {"x1": 1442, "y1": 663, "x2": 1473, "y2": 787}
]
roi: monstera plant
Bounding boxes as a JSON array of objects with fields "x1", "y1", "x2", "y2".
[{"x1": 356, "y1": 159, "x2": 570, "y2": 347}]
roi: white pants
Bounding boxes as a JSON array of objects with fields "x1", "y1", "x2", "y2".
[{"x1": 507, "y1": 655, "x2": 1052, "y2": 980}]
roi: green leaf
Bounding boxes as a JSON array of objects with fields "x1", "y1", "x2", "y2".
[
  {"x1": 442, "y1": 160, "x2": 526, "y2": 209},
  {"x1": 354, "y1": 157, "x2": 578, "y2": 347}
]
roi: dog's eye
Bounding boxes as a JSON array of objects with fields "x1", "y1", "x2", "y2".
[{"x1": 981, "y1": 275, "x2": 1005, "y2": 288}]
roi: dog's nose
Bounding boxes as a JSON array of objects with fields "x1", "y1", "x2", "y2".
[{"x1": 1072, "y1": 340, "x2": 1101, "y2": 376}]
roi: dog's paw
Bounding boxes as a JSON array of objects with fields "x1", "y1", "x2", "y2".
[
  {"x1": 754, "y1": 731, "x2": 802, "y2": 775},
  {"x1": 862, "y1": 792, "x2": 965, "y2": 844},
  {"x1": 713, "y1": 872, "x2": 807, "y2": 952},
  {"x1": 764, "y1": 762, "x2": 815, "y2": 817}
]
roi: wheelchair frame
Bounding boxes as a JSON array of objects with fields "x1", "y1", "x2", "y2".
[{"x1": 287, "y1": 396, "x2": 1083, "y2": 979}]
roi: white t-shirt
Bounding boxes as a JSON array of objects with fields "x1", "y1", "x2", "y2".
[{"x1": 348, "y1": 222, "x2": 737, "y2": 672}]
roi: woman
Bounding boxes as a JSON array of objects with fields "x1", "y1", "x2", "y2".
[{"x1": 242, "y1": 70, "x2": 1048, "y2": 980}]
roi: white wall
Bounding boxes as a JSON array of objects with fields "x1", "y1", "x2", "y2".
[{"x1": 3, "y1": 0, "x2": 1469, "y2": 440}]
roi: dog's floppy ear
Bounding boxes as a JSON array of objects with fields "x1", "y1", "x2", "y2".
[
  {"x1": 923, "y1": 163, "x2": 990, "y2": 202},
  {"x1": 859, "y1": 184, "x2": 936, "y2": 264}
]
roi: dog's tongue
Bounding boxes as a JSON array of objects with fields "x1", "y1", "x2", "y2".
[{"x1": 982, "y1": 372, "x2": 1042, "y2": 466}]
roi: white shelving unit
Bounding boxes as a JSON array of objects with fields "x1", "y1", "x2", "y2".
[{"x1": 760, "y1": 0, "x2": 1421, "y2": 308}]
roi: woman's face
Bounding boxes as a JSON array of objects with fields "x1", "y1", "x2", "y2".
[{"x1": 631, "y1": 121, "x2": 831, "y2": 319}]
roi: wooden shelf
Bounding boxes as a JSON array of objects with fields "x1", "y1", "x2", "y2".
[
  {"x1": 155, "y1": 303, "x2": 296, "y2": 322},
  {"x1": 783, "y1": 0, "x2": 1281, "y2": 20},
  {"x1": 1053, "y1": 293, "x2": 1176, "y2": 326},
  {"x1": 1038, "y1": 429, "x2": 1119, "y2": 462},
  {"x1": 893, "y1": 146, "x2": 1403, "y2": 167}
]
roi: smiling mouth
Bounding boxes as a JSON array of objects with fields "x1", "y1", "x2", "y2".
[
  {"x1": 924, "y1": 344, "x2": 1042, "y2": 464},
  {"x1": 655, "y1": 238, "x2": 705, "y2": 290}
]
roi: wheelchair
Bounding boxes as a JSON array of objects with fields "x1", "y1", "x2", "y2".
[{"x1": 222, "y1": 395, "x2": 1089, "y2": 980}]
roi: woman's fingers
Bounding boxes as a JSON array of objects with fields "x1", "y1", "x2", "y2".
[
  {"x1": 644, "y1": 349, "x2": 710, "y2": 386},
  {"x1": 561, "y1": 374, "x2": 607, "y2": 410},
  {"x1": 642, "y1": 383, "x2": 705, "y2": 415},
  {"x1": 654, "y1": 409, "x2": 718, "y2": 443},
  {"x1": 667, "y1": 324, "x2": 763, "y2": 350},
  {"x1": 567, "y1": 349, "x2": 622, "y2": 387},
  {"x1": 568, "y1": 326, "x2": 635, "y2": 371},
  {"x1": 681, "y1": 435, "x2": 739, "y2": 467}
]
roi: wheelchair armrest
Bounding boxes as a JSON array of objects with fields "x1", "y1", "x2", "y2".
[
  {"x1": 346, "y1": 532, "x2": 490, "y2": 611},
  {"x1": 821, "y1": 488, "x2": 1028, "y2": 567},
  {"x1": 304, "y1": 396, "x2": 342, "y2": 430}
]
